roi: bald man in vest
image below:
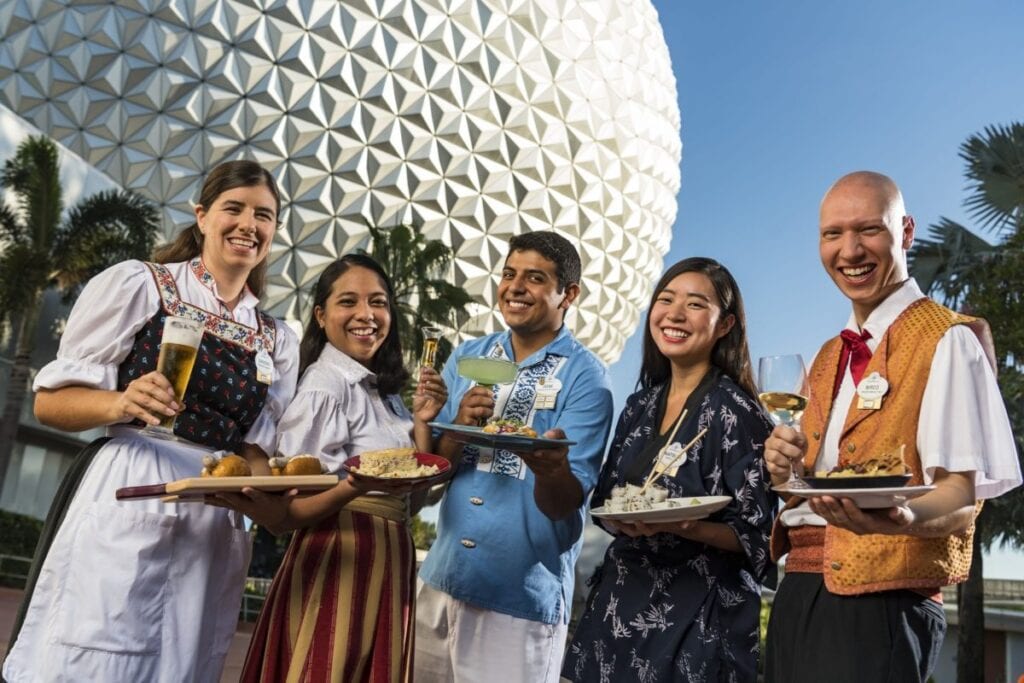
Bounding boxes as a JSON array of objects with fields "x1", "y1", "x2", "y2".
[{"x1": 763, "y1": 171, "x2": 1021, "y2": 683}]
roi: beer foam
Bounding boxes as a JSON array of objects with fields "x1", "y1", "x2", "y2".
[{"x1": 162, "y1": 316, "x2": 204, "y2": 346}]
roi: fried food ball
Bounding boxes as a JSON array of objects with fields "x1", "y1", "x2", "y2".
[{"x1": 200, "y1": 453, "x2": 251, "y2": 477}]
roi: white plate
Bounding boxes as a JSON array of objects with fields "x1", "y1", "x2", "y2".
[
  {"x1": 591, "y1": 495, "x2": 732, "y2": 523},
  {"x1": 773, "y1": 483, "x2": 935, "y2": 509}
]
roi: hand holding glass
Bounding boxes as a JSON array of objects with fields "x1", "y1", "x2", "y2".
[
  {"x1": 142, "y1": 316, "x2": 203, "y2": 437},
  {"x1": 758, "y1": 354, "x2": 809, "y2": 482}
]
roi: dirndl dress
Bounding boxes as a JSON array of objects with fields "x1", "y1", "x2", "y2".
[{"x1": 2, "y1": 260, "x2": 296, "y2": 683}]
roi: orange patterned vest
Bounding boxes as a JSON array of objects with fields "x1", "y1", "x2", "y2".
[{"x1": 770, "y1": 298, "x2": 986, "y2": 595}]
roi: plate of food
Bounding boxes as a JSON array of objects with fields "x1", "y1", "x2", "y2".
[
  {"x1": 429, "y1": 419, "x2": 576, "y2": 450},
  {"x1": 115, "y1": 453, "x2": 338, "y2": 501},
  {"x1": 802, "y1": 445, "x2": 914, "y2": 489},
  {"x1": 592, "y1": 484, "x2": 731, "y2": 523},
  {"x1": 773, "y1": 483, "x2": 935, "y2": 509},
  {"x1": 342, "y1": 448, "x2": 451, "y2": 485}
]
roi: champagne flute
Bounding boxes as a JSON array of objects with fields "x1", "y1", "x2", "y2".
[{"x1": 758, "y1": 354, "x2": 809, "y2": 482}]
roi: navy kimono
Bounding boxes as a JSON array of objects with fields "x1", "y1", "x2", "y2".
[{"x1": 563, "y1": 371, "x2": 775, "y2": 683}]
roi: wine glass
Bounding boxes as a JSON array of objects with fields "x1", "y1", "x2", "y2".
[{"x1": 758, "y1": 354, "x2": 809, "y2": 483}]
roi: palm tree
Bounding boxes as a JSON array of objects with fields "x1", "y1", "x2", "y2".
[
  {"x1": 0, "y1": 135, "x2": 160, "y2": 494},
  {"x1": 360, "y1": 222, "x2": 474, "y2": 375},
  {"x1": 908, "y1": 121, "x2": 1024, "y2": 683}
]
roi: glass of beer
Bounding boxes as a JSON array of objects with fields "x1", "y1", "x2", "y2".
[
  {"x1": 420, "y1": 326, "x2": 443, "y2": 368},
  {"x1": 142, "y1": 315, "x2": 203, "y2": 438}
]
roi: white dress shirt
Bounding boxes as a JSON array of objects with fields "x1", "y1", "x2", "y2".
[
  {"x1": 782, "y1": 279, "x2": 1021, "y2": 527},
  {"x1": 275, "y1": 342, "x2": 414, "y2": 474}
]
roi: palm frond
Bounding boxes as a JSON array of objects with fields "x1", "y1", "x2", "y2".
[
  {"x1": 0, "y1": 244, "x2": 49, "y2": 324},
  {"x1": 52, "y1": 189, "x2": 160, "y2": 295},
  {"x1": 0, "y1": 203, "x2": 26, "y2": 244},
  {"x1": 908, "y1": 218, "x2": 996, "y2": 307},
  {"x1": 1, "y1": 136, "x2": 63, "y2": 250},
  {"x1": 360, "y1": 221, "x2": 474, "y2": 372},
  {"x1": 960, "y1": 123, "x2": 1024, "y2": 235}
]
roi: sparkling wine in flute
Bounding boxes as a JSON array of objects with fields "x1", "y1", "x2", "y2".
[
  {"x1": 152, "y1": 316, "x2": 203, "y2": 431},
  {"x1": 758, "y1": 391, "x2": 808, "y2": 427}
]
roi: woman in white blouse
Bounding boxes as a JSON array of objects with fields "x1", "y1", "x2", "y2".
[
  {"x1": 2, "y1": 160, "x2": 299, "y2": 683},
  {"x1": 221, "y1": 253, "x2": 447, "y2": 683}
]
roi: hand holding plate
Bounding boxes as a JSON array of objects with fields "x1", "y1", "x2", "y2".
[
  {"x1": 517, "y1": 428, "x2": 571, "y2": 477},
  {"x1": 808, "y1": 495, "x2": 914, "y2": 535},
  {"x1": 212, "y1": 487, "x2": 299, "y2": 535}
]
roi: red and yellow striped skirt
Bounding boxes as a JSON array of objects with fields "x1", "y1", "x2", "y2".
[{"x1": 241, "y1": 496, "x2": 415, "y2": 683}]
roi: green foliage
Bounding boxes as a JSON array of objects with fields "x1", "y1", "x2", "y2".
[
  {"x1": 960, "y1": 123, "x2": 1024, "y2": 234},
  {"x1": 0, "y1": 135, "x2": 160, "y2": 325},
  {"x1": 0, "y1": 508, "x2": 43, "y2": 558},
  {"x1": 0, "y1": 134, "x2": 161, "y2": 494},
  {"x1": 410, "y1": 513, "x2": 437, "y2": 550},
  {"x1": 957, "y1": 231, "x2": 1024, "y2": 549},
  {"x1": 908, "y1": 122, "x2": 1024, "y2": 552},
  {"x1": 359, "y1": 223, "x2": 474, "y2": 375}
]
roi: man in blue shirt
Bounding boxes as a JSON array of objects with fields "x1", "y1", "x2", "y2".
[{"x1": 416, "y1": 232, "x2": 614, "y2": 683}]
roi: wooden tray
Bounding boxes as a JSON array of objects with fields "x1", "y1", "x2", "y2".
[{"x1": 116, "y1": 475, "x2": 339, "y2": 501}]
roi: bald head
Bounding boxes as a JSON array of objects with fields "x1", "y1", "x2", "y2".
[
  {"x1": 818, "y1": 171, "x2": 916, "y2": 323},
  {"x1": 822, "y1": 171, "x2": 906, "y2": 228}
]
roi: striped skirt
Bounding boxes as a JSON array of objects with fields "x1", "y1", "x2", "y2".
[{"x1": 241, "y1": 496, "x2": 415, "y2": 683}]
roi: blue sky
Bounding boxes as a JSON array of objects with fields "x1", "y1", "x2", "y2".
[{"x1": 601, "y1": 0, "x2": 1024, "y2": 578}]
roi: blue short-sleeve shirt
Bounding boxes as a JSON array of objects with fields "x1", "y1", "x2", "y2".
[{"x1": 419, "y1": 326, "x2": 613, "y2": 624}]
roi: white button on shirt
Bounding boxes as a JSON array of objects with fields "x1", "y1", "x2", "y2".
[{"x1": 782, "y1": 279, "x2": 1021, "y2": 527}]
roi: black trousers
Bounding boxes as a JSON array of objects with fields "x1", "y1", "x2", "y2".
[{"x1": 764, "y1": 572, "x2": 946, "y2": 683}]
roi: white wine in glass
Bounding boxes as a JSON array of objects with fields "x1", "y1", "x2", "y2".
[{"x1": 757, "y1": 354, "x2": 808, "y2": 428}]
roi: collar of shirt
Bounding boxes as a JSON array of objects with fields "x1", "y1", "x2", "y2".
[
  {"x1": 492, "y1": 324, "x2": 573, "y2": 366},
  {"x1": 842, "y1": 278, "x2": 924, "y2": 353},
  {"x1": 319, "y1": 342, "x2": 376, "y2": 385},
  {"x1": 189, "y1": 257, "x2": 259, "y2": 317}
]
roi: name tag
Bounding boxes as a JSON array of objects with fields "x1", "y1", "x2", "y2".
[
  {"x1": 534, "y1": 377, "x2": 561, "y2": 410},
  {"x1": 255, "y1": 350, "x2": 274, "y2": 385},
  {"x1": 856, "y1": 371, "x2": 888, "y2": 410},
  {"x1": 654, "y1": 441, "x2": 686, "y2": 477}
]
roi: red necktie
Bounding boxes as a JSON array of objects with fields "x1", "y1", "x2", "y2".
[{"x1": 834, "y1": 329, "x2": 872, "y2": 398}]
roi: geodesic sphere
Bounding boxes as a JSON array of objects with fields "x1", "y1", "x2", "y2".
[{"x1": 0, "y1": 0, "x2": 680, "y2": 362}]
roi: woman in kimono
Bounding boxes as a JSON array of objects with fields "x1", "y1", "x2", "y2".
[
  {"x1": 219, "y1": 254, "x2": 448, "y2": 683},
  {"x1": 2, "y1": 160, "x2": 299, "y2": 683},
  {"x1": 562, "y1": 257, "x2": 775, "y2": 683}
]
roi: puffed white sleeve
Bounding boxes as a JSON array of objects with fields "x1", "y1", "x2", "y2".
[
  {"x1": 243, "y1": 319, "x2": 299, "y2": 455},
  {"x1": 275, "y1": 386, "x2": 354, "y2": 473},
  {"x1": 33, "y1": 260, "x2": 159, "y2": 392},
  {"x1": 918, "y1": 325, "x2": 1022, "y2": 498}
]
